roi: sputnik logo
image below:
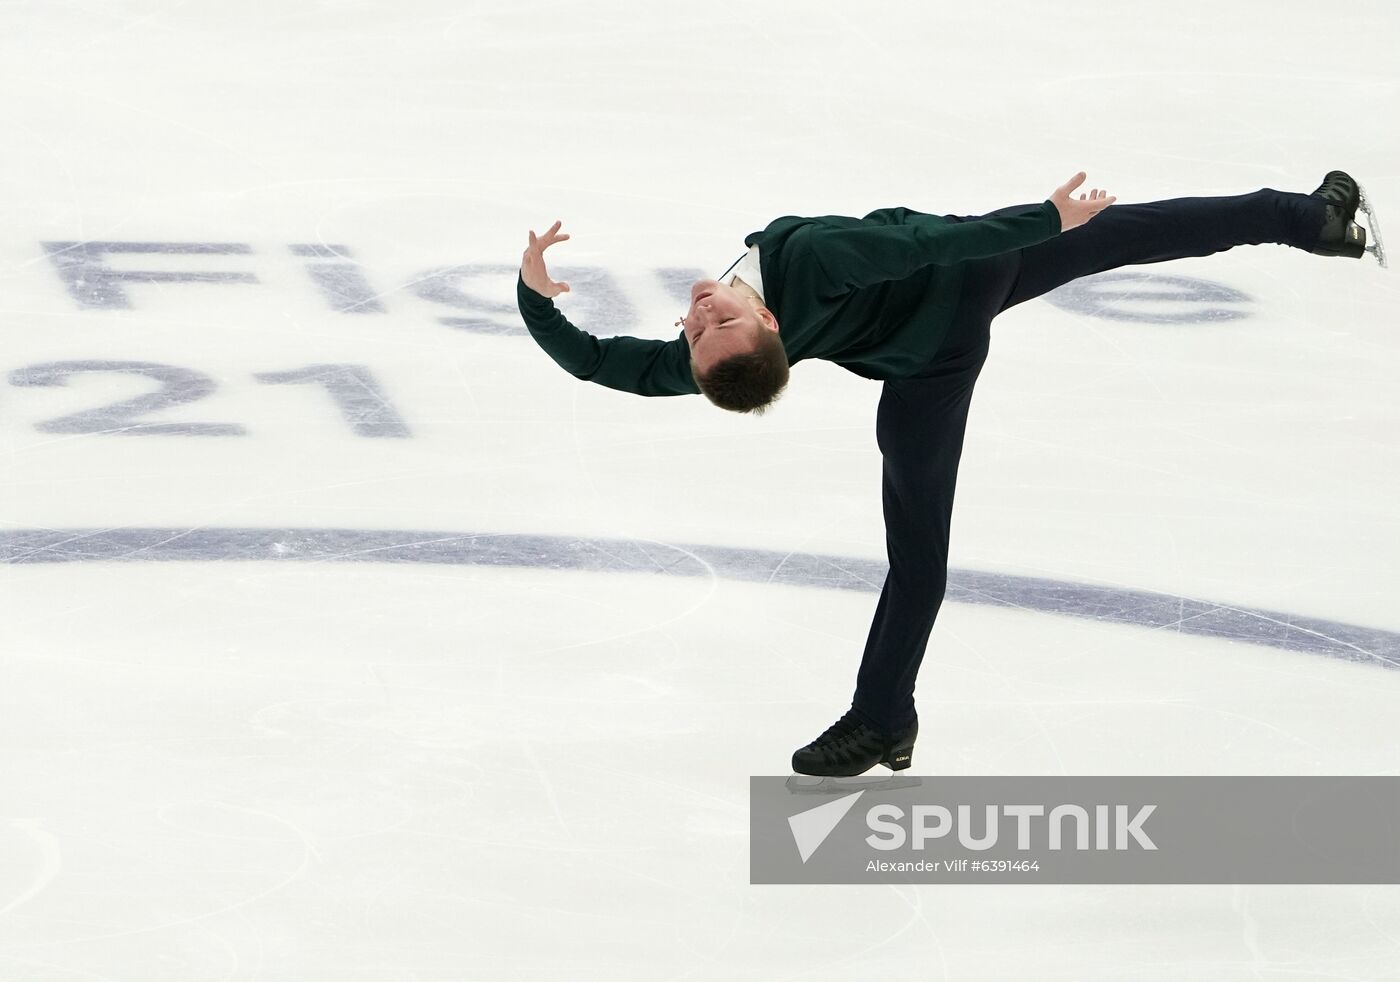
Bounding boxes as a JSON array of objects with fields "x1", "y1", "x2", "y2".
[{"x1": 787, "y1": 791, "x2": 865, "y2": 863}]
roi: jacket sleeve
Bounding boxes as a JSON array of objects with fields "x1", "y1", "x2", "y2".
[
  {"x1": 805, "y1": 199, "x2": 1063, "y2": 293},
  {"x1": 516, "y1": 273, "x2": 700, "y2": 397}
]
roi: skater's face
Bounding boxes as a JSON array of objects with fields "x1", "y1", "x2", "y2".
[{"x1": 680, "y1": 278, "x2": 779, "y2": 377}]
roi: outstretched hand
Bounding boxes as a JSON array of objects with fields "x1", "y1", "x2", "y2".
[
  {"x1": 1050, "y1": 172, "x2": 1116, "y2": 232},
  {"x1": 521, "y1": 220, "x2": 571, "y2": 298}
]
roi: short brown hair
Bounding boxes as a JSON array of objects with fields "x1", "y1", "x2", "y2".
[{"x1": 693, "y1": 328, "x2": 789, "y2": 414}]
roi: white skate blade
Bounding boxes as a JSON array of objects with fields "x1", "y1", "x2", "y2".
[{"x1": 1357, "y1": 182, "x2": 1388, "y2": 268}]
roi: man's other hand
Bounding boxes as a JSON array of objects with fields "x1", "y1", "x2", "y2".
[{"x1": 522, "y1": 220, "x2": 572, "y2": 298}]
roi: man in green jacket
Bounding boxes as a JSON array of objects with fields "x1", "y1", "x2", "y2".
[{"x1": 517, "y1": 169, "x2": 1377, "y2": 776}]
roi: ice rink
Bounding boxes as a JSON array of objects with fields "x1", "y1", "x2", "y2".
[{"x1": 2, "y1": 1, "x2": 1398, "y2": 978}]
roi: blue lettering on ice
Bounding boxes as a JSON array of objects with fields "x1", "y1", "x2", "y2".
[
  {"x1": 411, "y1": 262, "x2": 528, "y2": 333},
  {"x1": 412, "y1": 262, "x2": 641, "y2": 335},
  {"x1": 36, "y1": 242, "x2": 1253, "y2": 327},
  {"x1": 1045, "y1": 271, "x2": 1251, "y2": 324},
  {"x1": 254, "y1": 364, "x2": 409, "y2": 438},
  {"x1": 290, "y1": 243, "x2": 386, "y2": 314},
  {"x1": 655, "y1": 268, "x2": 709, "y2": 304},
  {"x1": 43, "y1": 242, "x2": 258, "y2": 310},
  {"x1": 7, "y1": 361, "x2": 245, "y2": 436}
]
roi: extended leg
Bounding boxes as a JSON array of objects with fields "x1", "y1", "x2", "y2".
[{"x1": 1000, "y1": 187, "x2": 1326, "y2": 310}]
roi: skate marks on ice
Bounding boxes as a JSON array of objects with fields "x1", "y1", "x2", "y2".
[{"x1": 2, "y1": 527, "x2": 1396, "y2": 670}]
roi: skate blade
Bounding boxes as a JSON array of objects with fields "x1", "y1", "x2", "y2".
[{"x1": 1357, "y1": 182, "x2": 1388, "y2": 268}]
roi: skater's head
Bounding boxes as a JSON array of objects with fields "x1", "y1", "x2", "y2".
[{"x1": 681, "y1": 278, "x2": 788, "y2": 414}]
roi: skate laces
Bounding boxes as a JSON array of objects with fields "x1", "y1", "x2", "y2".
[
  {"x1": 810, "y1": 709, "x2": 868, "y2": 749},
  {"x1": 807, "y1": 711, "x2": 900, "y2": 764},
  {"x1": 1312, "y1": 172, "x2": 1356, "y2": 208},
  {"x1": 799, "y1": 710, "x2": 918, "y2": 767}
]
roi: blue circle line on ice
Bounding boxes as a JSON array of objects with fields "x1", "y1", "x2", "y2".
[{"x1": 2, "y1": 527, "x2": 1395, "y2": 670}]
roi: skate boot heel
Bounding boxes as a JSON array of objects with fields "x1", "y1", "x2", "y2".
[
  {"x1": 1339, "y1": 221, "x2": 1367, "y2": 259},
  {"x1": 883, "y1": 744, "x2": 914, "y2": 771}
]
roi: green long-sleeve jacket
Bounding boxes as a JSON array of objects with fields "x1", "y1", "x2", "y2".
[{"x1": 516, "y1": 199, "x2": 1062, "y2": 395}]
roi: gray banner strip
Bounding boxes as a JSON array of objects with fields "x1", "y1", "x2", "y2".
[
  {"x1": 751, "y1": 776, "x2": 1400, "y2": 884},
  {"x1": 1, "y1": 528, "x2": 1396, "y2": 670}
]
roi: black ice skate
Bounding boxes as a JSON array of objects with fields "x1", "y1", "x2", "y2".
[
  {"x1": 1310, "y1": 170, "x2": 1387, "y2": 267},
  {"x1": 791, "y1": 709, "x2": 917, "y2": 777}
]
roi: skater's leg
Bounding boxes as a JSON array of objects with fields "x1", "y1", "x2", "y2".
[
  {"x1": 847, "y1": 260, "x2": 1007, "y2": 733},
  {"x1": 999, "y1": 188, "x2": 1325, "y2": 311},
  {"x1": 850, "y1": 370, "x2": 976, "y2": 732}
]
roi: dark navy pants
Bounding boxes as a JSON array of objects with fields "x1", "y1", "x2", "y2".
[{"x1": 849, "y1": 188, "x2": 1327, "y2": 733}]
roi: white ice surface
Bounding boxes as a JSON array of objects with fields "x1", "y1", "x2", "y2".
[{"x1": 1, "y1": 1, "x2": 1399, "y2": 979}]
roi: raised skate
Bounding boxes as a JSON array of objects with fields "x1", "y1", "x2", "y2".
[{"x1": 1311, "y1": 169, "x2": 1387, "y2": 267}]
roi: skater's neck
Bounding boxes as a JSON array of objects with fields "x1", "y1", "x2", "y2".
[{"x1": 731, "y1": 276, "x2": 762, "y2": 304}]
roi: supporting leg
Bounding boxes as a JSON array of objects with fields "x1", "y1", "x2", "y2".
[{"x1": 849, "y1": 317, "x2": 990, "y2": 734}]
